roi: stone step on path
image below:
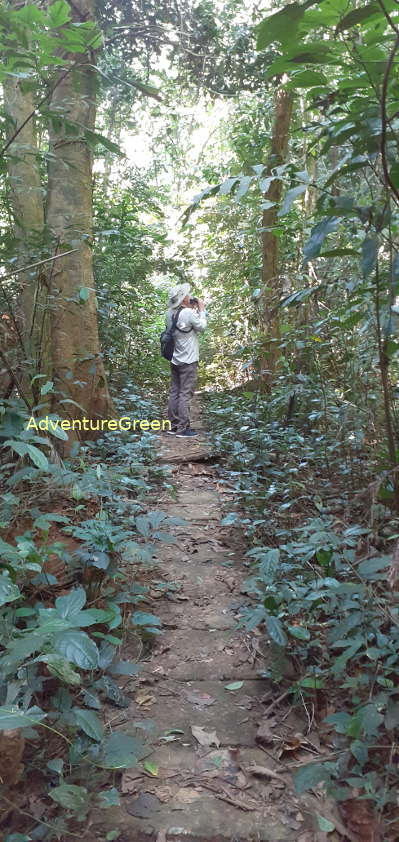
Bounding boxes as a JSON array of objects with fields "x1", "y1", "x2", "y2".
[{"x1": 93, "y1": 404, "x2": 318, "y2": 842}]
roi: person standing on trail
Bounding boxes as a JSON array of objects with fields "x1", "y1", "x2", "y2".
[{"x1": 165, "y1": 282, "x2": 207, "y2": 438}]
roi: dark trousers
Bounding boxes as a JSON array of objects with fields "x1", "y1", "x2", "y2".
[{"x1": 167, "y1": 362, "x2": 198, "y2": 433}]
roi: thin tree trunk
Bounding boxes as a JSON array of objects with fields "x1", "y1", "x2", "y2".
[
  {"x1": 3, "y1": 71, "x2": 47, "y2": 395},
  {"x1": 260, "y1": 81, "x2": 293, "y2": 384},
  {"x1": 101, "y1": 96, "x2": 119, "y2": 193},
  {"x1": 304, "y1": 155, "x2": 317, "y2": 215},
  {"x1": 46, "y1": 0, "x2": 114, "y2": 445}
]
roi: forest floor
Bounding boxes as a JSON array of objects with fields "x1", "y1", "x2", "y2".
[{"x1": 89, "y1": 400, "x2": 333, "y2": 842}]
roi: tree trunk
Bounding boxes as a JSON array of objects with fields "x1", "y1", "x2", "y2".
[
  {"x1": 3, "y1": 71, "x2": 47, "y2": 396},
  {"x1": 46, "y1": 0, "x2": 114, "y2": 445},
  {"x1": 260, "y1": 81, "x2": 293, "y2": 384},
  {"x1": 304, "y1": 155, "x2": 317, "y2": 216}
]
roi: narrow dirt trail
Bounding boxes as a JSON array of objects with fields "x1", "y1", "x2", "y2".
[{"x1": 96, "y1": 402, "x2": 317, "y2": 842}]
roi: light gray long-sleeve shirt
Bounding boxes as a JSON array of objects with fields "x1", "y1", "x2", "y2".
[{"x1": 166, "y1": 306, "x2": 207, "y2": 365}]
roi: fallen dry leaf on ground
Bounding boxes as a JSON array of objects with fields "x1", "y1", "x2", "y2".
[
  {"x1": 149, "y1": 785, "x2": 173, "y2": 803},
  {"x1": 184, "y1": 688, "x2": 216, "y2": 708},
  {"x1": 191, "y1": 725, "x2": 220, "y2": 747},
  {"x1": 256, "y1": 718, "x2": 276, "y2": 745},
  {"x1": 121, "y1": 769, "x2": 143, "y2": 794},
  {"x1": 135, "y1": 689, "x2": 156, "y2": 707},
  {"x1": 247, "y1": 763, "x2": 287, "y2": 784},
  {"x1": 175, "y1": 786, "x2": 202, "y2": 803}
]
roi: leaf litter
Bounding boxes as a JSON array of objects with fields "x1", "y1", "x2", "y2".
[{"x1": 191, "y1": 725, "x2": 220, "y2": 748}]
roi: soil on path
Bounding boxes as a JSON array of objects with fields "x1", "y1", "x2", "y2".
[{"x1": 93, "y1": 403, "x2": 321, "y2": 842}]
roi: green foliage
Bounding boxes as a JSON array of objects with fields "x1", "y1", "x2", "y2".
[
  {"x1": 0, "y1": 389, "x2": 173, "y2": 837},
  {"x1": 206, "y1": 390, "x2": 399, "y2": 810}
]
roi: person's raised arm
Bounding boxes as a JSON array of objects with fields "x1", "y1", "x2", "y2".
[{"x1": 188, "y1": 299, "x2": 207, "y2": 332}]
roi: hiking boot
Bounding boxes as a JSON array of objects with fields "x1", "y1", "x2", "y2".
[{"x1": 175, "y1": 428, "x2": 198, "y2": 438}]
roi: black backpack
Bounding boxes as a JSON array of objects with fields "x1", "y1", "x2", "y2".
[{"x1": 160, "y1": 307, "x2": 192, "y2": 361}]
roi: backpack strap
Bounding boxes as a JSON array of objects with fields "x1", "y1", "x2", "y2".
[
  {"x1": 173, "y1": 305, "x2": 193, "y2": 333},
  {"x1": 171, "y1": 306, "x2": 182, "y2": 329}
]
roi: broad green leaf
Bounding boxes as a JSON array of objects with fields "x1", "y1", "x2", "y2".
[
  {"x1": 218, "y1": 177, "x2": 239, "y2": 195},
  {"x1": 4, "y1": 440, "x2": 48, "y2": 471},
  {"x1": 234, "y1": 176, "x2": 253, "y2": 202},
  {"x1": 49, "y1": 783, "x2": 88, "y2": 813},
  {"x1": 16, "y1": 4, "x2": 46, "y2": 23},
  {"x1": 358, "y1": 703, "x2": 383, "y2": 737},
  {"x1": 48, "y1": 0, "x2": 72, "y2": 27},
  {"x1": 55, "y1": 588, "x2": 86, "y2": 619},
  {"x1": 94, "y1": 675, "x2": 129, "y2": 708},
  {"x1": 100, "y1": 732, "x2": 145, "y2": 768},
  {"x1": 331, "y1": 639, "x2": 363, "y2": 675},
  {"x1": 289, "y1": 69, "x2": 327, "y2": 88},
  {"x1": 85, "y1": 130, "x2": 122, "y2": 155},
  {"x1": 267, "y1": 42, "x2": 335, "y2": 79},
  {"x1": 260, "y1": 200, "x2": 276, "y2": 211},
  {"x1": 252, "y1": 547, "x2": 280, "y2": 579},
  {"x1": 135, "y1": 515, "x2": 150, "y2": 536},
  {"x1": 244, "y1": 605, "x2": 266, "y2": 630},
  {"x1": 0, "y1": 705, "x2": 46, "y2": 730},
  {"x1": 357, "y1": 555, "x2": 391, "y2": 578},
  {"x1": 303, "y1": 217, "x2": 339, "y2": 263},
  {"x1": 82, "y1": 689, "x2": 101, "y2": 709},
  {"x1": 336, "y1": 4, "x2": 380, "y2": 32},
  {"x1": 97, "y1": 787, "x2": 120, "y2": 807},
  {"x1": 37, "y1": 655, "x2": 81, "y2": 686},
  {"x1": 287, "y1": 625, "x2": 310, "y2": 641},
  {"x1": 131, "y1": 611, "x2": 161, "y2": 627},
  {"x1": 350, "y1": 739, "x2": 368, "y2": 767},
  {"x1": 324, "y1": 711, "x2": 352, "y2": 734},
  {"x1": 2, "y1": 634, "x2": 46, "y2": 665},
  {"x1": 256, "y1": 3, "x2": 305, "y2": 50},
  {"x1": 47, "y1": 758, "x2": 64, "y2": 775},
  {"x1": 265, "y1": 614, "x2": 287, "y2": 646},
  {"x1": 294, "y1": 761, "x2": 328, "y2": 793},
  {"x1": 40, "y1": 380, "x2": 54, "y2": 395},
  {"x1": 317, "y1": 815, "x2": 335, "y2": 832},
  {"x1": 225, "y1": 681, "x2": 244, "y2": 691},
  {"x1": 54, "y1": 630, "x2": 99, "y2": 669},
  {"x1": 144, "y1": 760, "x2": 158, "y2": 776},
  {"x1": 79, "y1": 287, "x2": 90, "y2": 302},
  {"x1": 278, "y1": 183, "x2": 307, "y2": 216},
  {"x1": 0, "y1": 576, "x2": 21, "y2": 606},
  {"x1": 324, "y1": 156, "x2": 368, "y2": 187},
  {"x1": 73, "y1": 707, "x2": 104, "y2": 741}
]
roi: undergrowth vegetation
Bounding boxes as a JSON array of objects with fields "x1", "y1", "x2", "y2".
[
  {"x1": 0, "y1": 387, "x2": 179, "y2": 840},
  {"x1": 206, "y1": 389, "x2": 399, "y2": 826}
]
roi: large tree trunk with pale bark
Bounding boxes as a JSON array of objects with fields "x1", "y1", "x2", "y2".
[
  {"x1": 3, "y1": 69, "x2": 47, "y2": 398},
  {"x1": 260, "y1": 82, "x2": 293, "y2": 384},
  {"x1": 46, "y1": 0, "x2": 114, "y2": 444}
]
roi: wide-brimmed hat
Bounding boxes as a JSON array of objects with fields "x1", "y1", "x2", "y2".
[{"x1": 168, "y1": 282, "x2": 191, "y2": 309}]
